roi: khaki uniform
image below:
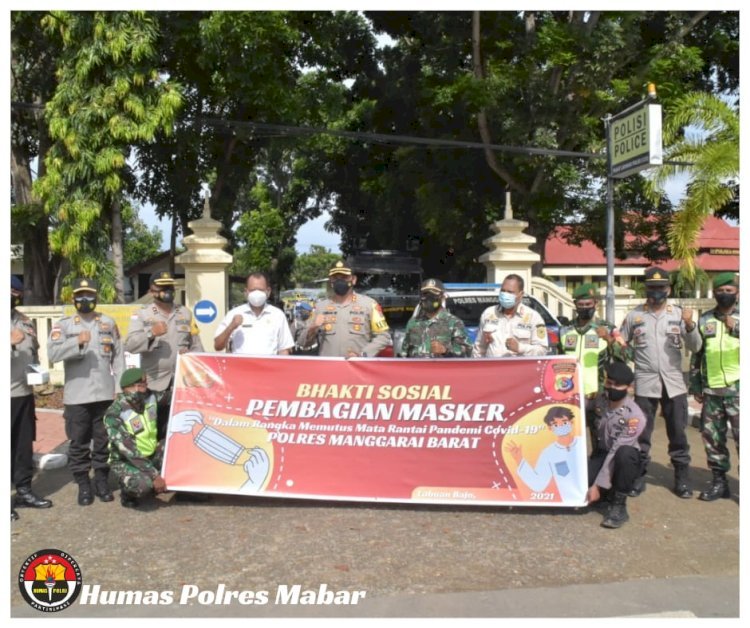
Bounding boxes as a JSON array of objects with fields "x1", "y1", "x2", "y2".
[
  {"x1": 124, "y1": 303, "x2": 204, "y2": 392},
  {"x1": 472, "y1": 303, "x2": 549, "y2": 357},
  {"x1": 307, "y1": 293, "x2": 392, "y2": 357},
  {"x1": 11, "y1": 310, "x2": 39, "y2": 489},
  {"x1": 11, "y1": 311, "x2": 38, "y2": 398}
]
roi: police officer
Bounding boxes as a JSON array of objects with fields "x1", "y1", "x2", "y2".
[
  {"x1": 559, "y1": 283, "x2": 624, "y2": 445},
  {"x1": 124, "y1": 271, "x2": 204, "y2": 439},
  {"x1": 48, "y1": 278, "x2": 124, "y2": 506},
  {"x1": 303, "y1": 261, "x2": 392, "y2": 357},
  {"x1": 472, "y1": 273, "x2": 549, "y2": 357},
  {"x1": 103, "y1": 368, "x2": 167, "y2": 509},
  {"x1": 291, "y1": 300, "x2": 317, "y2": 355},
  {"x1": 11, "y1": 276, "x2": 53, "y2": 519},
  {"x1": 586, "y1": 361, "x2": 647, "y2": 529},
  {"x1": 618, "y1": 266, "x2": 702, "y2": 498},
  {"x1": 400, "y1": 278, "x2": 471, "y2": 358},
  {"x1": 689, "y1": 272, "x2": 739, "y2": 501}
]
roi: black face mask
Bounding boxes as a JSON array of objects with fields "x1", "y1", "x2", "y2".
[
  {"x1": 605, "y1": 387, "x2": 628, "y2": 402},
  {"x1": 155, "y1": 289, "x2": 175, "y2": 304},
  {"x1": 332, "y1": 279, "x2": 351, "y2": 296},
  {"x1": 420, "y1": 297, "x2": 441, "y2": 313},
  {"x1": 576, "y1": 307, "x2": 595, "y2": 321},
  {"x1": 124, "y1": 390, "x2": 148, "y2": 413},
  {"x1": 715, "y1": 293, "x2": 737, "y2": 309},
  {"x1": 646, "y1": 289, "x2": 668, "y2": 304},
  {"x1": 74, "y1": 296, "x2": 97, "y2": 314}
]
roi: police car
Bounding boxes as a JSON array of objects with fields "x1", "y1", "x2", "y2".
[{"x1": 412, "y1": 283, "x2": 565, "y2": 354}]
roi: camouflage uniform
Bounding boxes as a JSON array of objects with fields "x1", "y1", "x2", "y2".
[
  {"x1": 103, "y1": 392, "x2": 165, "y2": 498},
  {"x1": 400, "y1": 309, "x2": 472, "y2": 358}
]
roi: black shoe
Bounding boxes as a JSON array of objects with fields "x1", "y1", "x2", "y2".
[
  {"x1": 11, "y1": 508, "x2": 19, "y2": 521},
  {"x1": 120, "y1": 493, "x2": 139, "y2": 509},
  {"x1": 601, "y1": 492, "x2": 630, "y2": 529},
  {"x1": 175, "y1": 491, "x2": 210, "y2": 503},
  {"x1": 699, "y1": 470, "x2": 731, "y2": 501},
  {"x1": 15, "y1": 487, "x2": 53, "y2": 509},
  {"x1": 77, "y1": 480, "x2": 94, "y2": 506},
  {"x1": 93, "y1": 476, "x2": 114, "y2": 502},
  {"x1": 628, "y1": 476, "x2": 646, "y2": 498},
  {"x1": 673, "y1": 465, "x2": 693, "y2": 499}
]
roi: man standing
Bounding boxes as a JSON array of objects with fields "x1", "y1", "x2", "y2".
[
  {"x1": 103, "y1": 368, "x2": 167, "y2": 509},
  {"x1": 618, "y1": 266, "x2": 702, "y2": 498},
  {"x1": 11, "y1": 276, "x2": 53, "y2": 520},
  {"x1": 472, "y1": 274, "x2": 549, "y2": 357},
  {"x1": 689, "y1": 272, "x2": 739, "y2": 501},
  {"x1": 124, "y1": 271, "x2": 204, "y2": 440},
  {"x1": 400, "y1": 278, "x2": 472, "y2": 358},
  {"x1": 49, "y1": 278, "x2": 124, "y2": 506},
  {"x1": 214, "y1": 272, "x2": 294, "y2": 355},
  {"x1": 558, "y1": 283, "x2": 623, "y2": 444},
  {"x1": 586, "y1": 362, "x2": 647, "y2": 529},
  {"x1": 303, "y1": 260, "x2": 392, "y2": 357}
]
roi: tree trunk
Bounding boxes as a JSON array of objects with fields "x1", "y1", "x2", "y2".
[{"x1": 110, "y1": 197, "x2": 125, "y2": 303}]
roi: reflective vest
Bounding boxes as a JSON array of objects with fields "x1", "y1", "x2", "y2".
[
  {"x1": 699, "y1": 311, "x2": 740, "y2": 389},
  {"x1": 560, "y1": 325, "x2": 609, "y2": 395},
  {"x1": 122, "y1": 397, "x2": 159, "y2": 457}
]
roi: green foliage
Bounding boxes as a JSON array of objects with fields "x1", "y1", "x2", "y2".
[
  {"x1": 292, "y1": 245, "x2": 340, "y2": 287},
  {"x1": 122, "y1": 205, "x2": 163, "y2": 269}
]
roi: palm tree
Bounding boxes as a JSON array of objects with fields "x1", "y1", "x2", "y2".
[{"x1": 647, "y1": 92, "x2": 739, "y2": 279}]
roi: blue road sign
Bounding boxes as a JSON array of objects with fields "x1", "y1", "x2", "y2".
[{"x1": 193, "y1": 300, "x2": 218, "y2": 324}]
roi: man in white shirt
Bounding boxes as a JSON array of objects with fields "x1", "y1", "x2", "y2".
[{"x1": 214, "y1": 272, "x2": 294, "y2": 355}]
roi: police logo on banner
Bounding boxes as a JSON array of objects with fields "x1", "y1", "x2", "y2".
[{"x1": 18, "y1": 549, "x2": 83, "y2": 612}]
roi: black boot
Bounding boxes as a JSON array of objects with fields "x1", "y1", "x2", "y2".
[
  {"x1": 601, "y1": 491, "x2": 630, "y2": 528},
  {"x1": 673, "y1": 464, "x2": 693, "y2": 499},
  {"x1": 628, "y1": 475, "x2": 647, "y2": 497},
  {"x1": 699, "y1": 469, "x2": 731, "y2": 501},
  {"x1": 15, "y1": 486, "x2": 53, "y2": 509},
  {"x1": 120, "y1": 492, "x2": 139, "y2": 509},
  {"x1": 93, "y1": 472, "x2": 114, "y2": 502},
  {"x1": 75, "y1": 475, "x2": 94, "y2": 506}
]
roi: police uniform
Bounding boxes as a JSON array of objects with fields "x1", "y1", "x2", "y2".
[
  {"x1": 103, "y1": 368, "x2": 164, "y2": 508},
  {"x1": 472, "y1": 302, "x2": 549, "y2": 357},
  {"x1": 48, "y1": 278, "x2": 125, "y2": 504},
  {"x1": 401, "y1": 278, "x2": 472, "y2": 358},
  {"x1": 619, "y1": 267, "x2": 702, "y2": 497},
  {"x1": 689, "y1": 272, "x2": 739, "y2": 500},
  {"x1": 306, "y1": 261, "x2": 392, "y2": 357},
  {"x1": 11, "y1": 276, "x2": 53, "y2": 514}
]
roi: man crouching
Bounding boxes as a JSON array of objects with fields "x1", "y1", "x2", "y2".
[
  {"x1": 103, "y1": 367, "x2": 167, "y2": 508},
  {"x1": 586, "y1": 362, "x2": 646, "y2": 528}
]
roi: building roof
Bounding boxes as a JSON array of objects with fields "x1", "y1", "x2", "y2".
[{"x1": 545, "y1": 215, "x2": 738, "y2": 273}]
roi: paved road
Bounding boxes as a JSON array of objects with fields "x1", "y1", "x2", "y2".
[{"x1": 11, "y1": 410, "x2": 739, "y2": 619}]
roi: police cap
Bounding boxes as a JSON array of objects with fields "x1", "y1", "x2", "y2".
[
  {"x1": 420, "y1": 278, "x2": 445, "y2": 295},
  {"x1": 643, "y1": 267, "x2": 670, "y2": 286},
  {"x1": 572, "y1": 283, "x2": 598, "y2": 301},
  {"x1": 605, "y1": 361, "x2": 634, "y2": 386},
  {"x1": 150, "y1": 271, "x2": 176, "y2": 287},
  {"x1": 120, "y1": 367, "x2": 146, "y2": 389},
  {"x1": 328, "y1": 261, "x2": 352, "y2": 277},
  {"x1": 713, "y1": 272, "x2": 738, "y2": 289},
  {"x1": 72, "y1": 277, "x2": 99, "y2": 294}
]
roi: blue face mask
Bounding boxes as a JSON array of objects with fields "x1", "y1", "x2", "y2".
[
  {"x1": 499, "y1": 291, "x2": 517, "y2": 309},
  {"x1": 552, "y1": 423, "x2": 573, "y2": 437}
]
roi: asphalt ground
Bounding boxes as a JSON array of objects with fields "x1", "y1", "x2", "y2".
[{"x1": 8, "y1": 406, "x2": 741, "y2": 622}]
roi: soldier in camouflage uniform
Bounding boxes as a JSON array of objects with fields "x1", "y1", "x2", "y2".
[
  {"x1": 49, "y1": 278, "x2": 124, "y2": 506},
  {"x1": 689, "y1": 272, "x2": 739, "y2": 501},
  {"x1": 103, "y1": 368, "x2": 167, "y2": 508},
  {"x1": 400, "y1": 278, "x2": 471, "y2": 358}
]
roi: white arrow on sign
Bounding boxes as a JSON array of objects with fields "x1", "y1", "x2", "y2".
[{"x1": 196, "y1": 305, "x2": 216, "y2": 317}]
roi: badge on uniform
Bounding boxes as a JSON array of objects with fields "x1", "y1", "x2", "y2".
[
  {"x1": 129, "y1": 416, "x2": 145, "y2": 434},
  {"x1": 353, "y1": 324, "x2": 362, "y2": 331},
  {"x1": 584, "y1": 334, "x2": 599, "y2": 349},
  {"x1": 536, "y1": 326, "x2": 546, "y2": 340},
  {"x1": 564, "y1": 335, "x2": 577, "y2": 349},
  {"x1": 50, "y1": 329, "x2": 62, "y2": 341},
  {"x1": 704, "y1": 321, "x2": 717, "y2": 337}
]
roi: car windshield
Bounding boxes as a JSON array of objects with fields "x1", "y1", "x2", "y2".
[{"x1": 446, "y1": 295, "x2": 498, "y2": 328}]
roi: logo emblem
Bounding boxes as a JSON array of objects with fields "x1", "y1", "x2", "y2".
[{"x1": 18, "y1": 549, "x2": 82, "y2": 612}]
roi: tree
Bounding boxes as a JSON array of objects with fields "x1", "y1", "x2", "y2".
[
  {"x1": 292, "y1": 245, "x2": 340, "y2": 287},
  {"x1": 122, "y1": 206, "x2": 164, "y2": 269},
  {"x1": 33, "y1": 11, "x2": 182, "y2": 302},
  {"x1": 646, "y1": 92, "x2": 739, "y2": 279}
]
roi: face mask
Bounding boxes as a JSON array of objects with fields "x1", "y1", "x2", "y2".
[
  {"x1": 420, "y1": 296, "x2": 440, "y2": 313},
  {"x1": 551, "y1": 422, "x2": 573, "y2": 437},
  {"x1": 74, "y1": 296, "x2": 97, "y2": 314},
  {"x1": 576, "y1": 307, "x2": 595, "y2": 321},
  {"x1": 715, "y1": 293, "x2": 737, "y2": 309},
  {"x1": 332, "y1": 279, "x2": 351, "y2": 296},
  {"x1": 646, "y1": 289, "x2": 668, "y2": 304},
  {"x1": 156, "y1": 289, "x2": 175, "y2": 304},
  {"x1": 605, "y1": 387, "x2": 628, "y2": 402},
  {"x1": 125, "y1": 391, "x2": 147, "y2": 413},
  {"x1": 498, "y1": 291, "x2": 517, "y2": 310},
  {"x1": 247, "y1": 290, "x2": 268, "y2": 308}
]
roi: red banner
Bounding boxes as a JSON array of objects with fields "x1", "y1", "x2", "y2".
[{"x1": 162, "y1": 355, "x2": 587, "y2": 507}]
